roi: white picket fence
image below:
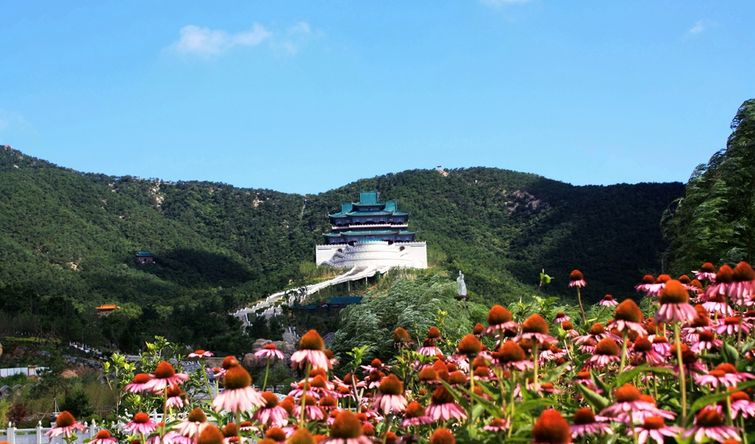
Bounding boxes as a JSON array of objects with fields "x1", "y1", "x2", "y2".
[
  {"x1": 0, "y1": 367, "x2": 48, "y2": 378},
  {"x1": 0, "y1": 421, "x2": 100, "y2": 444}
]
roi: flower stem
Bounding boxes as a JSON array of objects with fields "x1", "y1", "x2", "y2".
[
  {"x1": 674, "y1": 323, "x2": 687, "y2": 424},
  {"x1": 262, "y1": 360, "x2": 271, "y2": 391},
  {"x1": 619, "y1": 331, "x2": 628, "y2": 373},
  {"x1": 576, "y1": 287, "x2": 587, "y2": 325},
  {"x1": 300, "y1": 362, "x2": 311, "y2": 425},
  {"x1": 533, "y1": 343, "x2": 540, "y2": 389}
]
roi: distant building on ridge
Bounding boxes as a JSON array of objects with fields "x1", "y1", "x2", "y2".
[
  {"x1": 134, "y1": 251, "x2": 155, "y2": 265},
  {"x1": 315, "y1": 191, "x2": 428, "y2": 269}
]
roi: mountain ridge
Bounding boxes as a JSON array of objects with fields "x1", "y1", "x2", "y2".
[{"x1": 0, "y1": 144, "x2": 684, "y2": 351}]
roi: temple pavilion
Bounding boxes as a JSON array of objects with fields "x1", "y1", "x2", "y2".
[{"x1": 315, "y1": 192, "x2": 427, "y2": 269}]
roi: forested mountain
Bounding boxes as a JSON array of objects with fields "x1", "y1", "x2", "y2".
[
  {"x1": 0, "y1": 144, "x2": 682, "y2": 351},
  {"x1": 663, "y1": 99, "x2": 755, "y2": 274}
]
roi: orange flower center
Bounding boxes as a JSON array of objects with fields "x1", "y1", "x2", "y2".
[
  {"x1": 299, "y1": 330, "x2": 324, "y2": 350},
  {"x1": 330, "y1": 411, "x2": 363, "y2": 439},
  {"x1": 55, "y1": 411, "x2": 75, "y2": 428},
  {"x1": 153, "y1": 361, "x2": 176, "y2": 378},
  {"x1": 378, "y1": 374, "x2": 403, "y2": 395},
  {"x1": 223, "y1": 365, "x2": 252, "y2": 390}
]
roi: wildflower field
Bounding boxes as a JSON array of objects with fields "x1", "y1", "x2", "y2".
[{"x1": 48, "y1": 262, "x2": 755, "y2": 444}]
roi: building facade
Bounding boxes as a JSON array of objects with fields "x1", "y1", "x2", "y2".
[{"x1": 315, "y1": 192, "x2": 427, "y2": 269}]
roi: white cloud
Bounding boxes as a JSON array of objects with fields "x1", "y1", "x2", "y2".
[
  {"x1": 687, "y1": 19, "x2": 714, "y2": 36},
  {"x1": 480, "y1": 0, "x2": 532, "y2": 7},
  {"x1": 172, "y1": 23, "x2": 271, "y2": 56},
  {"x1": 169, "y1": 21, "x2": 317, "y2": 57}
]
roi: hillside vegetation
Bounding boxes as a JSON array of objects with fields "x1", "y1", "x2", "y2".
[
  {"x1": 663, "y1": 98, "x2": 755, "y2": 273},
  {"x1": 0, "y1": 145, "x2": 682, "y2": 351}
]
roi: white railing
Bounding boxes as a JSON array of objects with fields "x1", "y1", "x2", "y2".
[
  {"x1": 0, "y1": 421, "x2": 99, "y2": 444},
  {"x1": 0, "y1": 367, "x2": 48, "y2": 378}
]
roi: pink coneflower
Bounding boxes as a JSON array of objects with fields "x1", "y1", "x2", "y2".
[
  {"x1": 483, "y1": 418, "x2": 510, "y2": 432},
  {"x1": 291, "y1": 330, "x2": 331, "y2": 371},
  {"x1": 650, "y1": 335, "x2": 671, "y2": 357},
  {"x1": 495, "y1": 340, "x2": 533, "y2": 371},
  {"x1": 610, "y1": 300, "x2": 647, "y2": 336},
  {"x1": 706, "y1": 265, "x2": 735, "y2": 299},
  {"x1": 599, "y1": 294, "x2": 619, "y2": 307},
  {"x1": 374, "y1": 374, "x2": 407, "y2": 414},
  {"x1": 195, "y1": 424, "x2": 225, "y2": 444},
  {"x1": 165, "y1": 384, "x2": 186, "y2": 409},
  {"x1": 539, "y1": 344, "x2": 567, "y2": 363},
  {"x1": 296, "y1": 395, "x2": 325, "y2": 421},
  {"x1": 729, "y1": 390, "x2": 755, "y2": 419},
  {"x1": 630, "y1": 336, "x2": 665, "y2": 365},
  {"x1": 418, "y1": 339, "x2": 444, "y2": 357},
  {"x1": 533, "y1": 409, "x2": 572, "y2": 444},
  {"x1": 575, "y1": 369, "x2": 601, "y2": 393},
  {"x1": 690, "y1": 329, "x2": 722, "y2": 353},
  {"x1": 587, "y1": 338, "x2": 621, "y2": 368},
  {"x1": 685, "y1": 406, "x2": 740, "y2": 443},
  {"x1": 600, "y1": 385, "x2": 675, "y2": 424},
  {"x1": 695, "y1": 363, "x2": 754, "y2": 389},
  {"x1": 655, "y1": 280, "x2": 697, "y2": 324},
  {"x1": 124, "y1": 412, "x2": 157, "y2": 436},
  {"x1": 570, "y1": 407, "x2": 612, "y2": 439},
  {"x1": 124, "y1": 373, "x2": 155, "y2": 393},
  {"x1": 146, "y1": 361, "x2": 189, "y2": 392},
  {"x1": 646, "y1": 274, "x2": 671, "y2": 298},
  {"x1": 323, "y1": 410, "x2": 371, "y2": 444},
  {"x1": 175, "y1": 407, "x2": 209, "y2": 440},
  {"x1": 635, "y1": 274, "x2": 657, "y2": 295},
  {"x1": 569, "y1": 269, "x2": 586, "y2": 288},
  {"x1": 485, "y1": 305, "x2": 518, "y2": 336},
  {"x1": 253, "y1": 392, "x2": 289, "y2": 427},
  {"x1": 553, "y1": 312, "x2": 570, "y2": 324},
  {"x1": 255, "y1": 343, "x2": 285, "y2": 361},
  {"x1": 694, "y1": 262, "x2": 717, "y2": 282},
  {"x1": 716, "y1": 316, "x2": 751, "y2": 336},
  {"x1": 46, "y1": 411, "x2": 86, "y2": 439},
  {"x1": 683, "y1": 306, "x2": 712, "y2": 342},
  {"x1": 702, "y1": 293, "x2": 734, "y2": 317},
  {"x1": 402, "y1": 401, "x2": 433, "y2": 427},
  {"x1": 188, "y1": 349, "x2": 214, "y2": 358},
  {"x1": 730, "y1": 261, "x2": 755, "y2": 305},
  {"x1": 212, "y1": 364, "x2": 265, "y2": 413},
  {"x1": 89, "y1": 429, "x2": 118, "y2": 444},
  {"x1": 426, "y1": 386, "x2": 466, "y2": 422},
  {"x1": 632, "y1": 416, "x2": 681, "y2": 444},
  {"x1": 519, "y1": 314, "x2": 557, "y2": 345}
]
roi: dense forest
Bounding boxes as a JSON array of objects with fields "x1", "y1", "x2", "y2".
[
  {"x1": 663, "y1": 99, "x2": 755, "y2": 273},
  {"x1": 0, "y1": 143, "x2": 683, "y2": 352}
]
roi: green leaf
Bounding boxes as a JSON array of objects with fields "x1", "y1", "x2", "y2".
[
  {"x1": 614, "y1": 364, "x2": 673, "y2": 388},
  {"x1": 721, "y1": 342, "x2": 739, "y2": 363},
  {"x1": 576, "y1": 383, "x2": 610, "y2": 410},
  {"x1": 690, "y1": 380, "x2": 755, "y2": 412}
]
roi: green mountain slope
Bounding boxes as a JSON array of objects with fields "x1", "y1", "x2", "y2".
[
  {"x1": 663, "y1": 99, "x2": 755, "y2": 272},
  {"x1": 0, "y1": 145, "x2": 683, "y2": 351}
]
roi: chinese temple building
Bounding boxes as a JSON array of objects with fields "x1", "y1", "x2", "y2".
[{"x1": 315, "y1": 192, "x2": 427, "y2": 269}]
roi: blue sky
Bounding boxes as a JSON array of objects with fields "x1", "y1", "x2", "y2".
[{"x1": 1, "y1": 1, "x2": 753, "y2": 194}]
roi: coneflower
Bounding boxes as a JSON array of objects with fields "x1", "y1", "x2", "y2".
[
  {"x1": 694, "y1": 363, "x2": 755, "y2": 389},
  {"x1": 89, "y1": 429, "x2": 117, "y2": 444},
  {"x1": 46, "y1": 411, "x2": 86, "y2": 439},
  {"x1": 324, "y1": 410, "x2": 371, "y2": 444},
  {"x1": 717, "y1": 316, "x2": 750, "y2": 336},
  {"x1": 426, "y1": 386, "x2": 466, "y2": 422},
  {"x1": 175, "y1": 406, "x2": 208, "y2": 440},
  {"x1": 374, "y1": 374, "x2": 407, "y2": 414},
  {"x1": 569, "y1": 269, "x2": 588, "y2": 323},
  {"x1": 196, "y1": 424, "x2": 225, "y2": 444},
  {"x1": 599, "y1": 384, "x2": 675, "y2": 424},
  {"x1": 485, "y1": 304, "x2": 517, "y2": 335},
  {"x1": 729, "y1": 261, "x2": 755, "y2": 305},
  {"x1": 402, "y1": 400, "x2": 433, "y2": 427},
  {"x1": 729, "y1": 390, "x2": 755, "y2": 419},
  {"x1": 684, "y1": 406, "x2": 740, "y2": 443},
  {"x1": 291, "y1": 330, "x2": 331, "y2": 371},
  {"x1": 124, "y1": 373, "x2": 154, "y2": 394},
  {"x1": 392, "y1": 327, "x2": 413, "y2": 347},
  {"x1": 635, "y1": 274, "x2": 657, "y2": 295},
  {"x1": 146, "y1": 361, "x2": 189, "y2": 391},
  {"x1": 253, "y1": 391, "x2": 289, "y2": 427},
  {"x1": 188, "y1": 349, "x2": 214, "y2": 358},
  {"x1": 693, "y1": 262, "x2": 717, "y2": 282},
  {"x1": 656, "y1": 279, "x2": 697, "y2": 324},
  {"x1": 429, "y1": 427, "x2": 456, "y2": 444},
  {"x1": 211, "y1": 363, "x2": 265, "y2": 414},
  {"x1": 632, "y1": 416, "x2": 681, "y2": 444},
  {"x1": 599, "y1": 294, "x2": 619, "y2": 307},
  {"x1": 587, "y1": 338, "x2": 620, "y2": 368},
  {"x1": 610, "y1": 299, "x2": 647, "y2": 336},
  {"x1": 123, "y1": 412, "x2": 157, "y2": 437},
  {"x1": 165, "y1": 384, "x2": 185, "y2": 409},
  {"x1": 496, "y1": 340, "x2": 532, "y2": 371},
  {"x1": 570, "y1": 407, "x2": 611, "y2": 439},
  {"x1": 532, "y1": 409, "x2": 572, "y2": 444},
  {"x1": 705, "y1": 264, "x2": 735, "y2": 300},
  {"x1": 287, "y1": 428, "x2": 316, "y2": 444},
  {"x1": 418, "y1": 338, "x2": 443, "y2": 357}
]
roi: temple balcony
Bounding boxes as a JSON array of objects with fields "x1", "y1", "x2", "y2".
[{"x1": 331, "y1": 223, "x2": 408, "y2": 230}]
